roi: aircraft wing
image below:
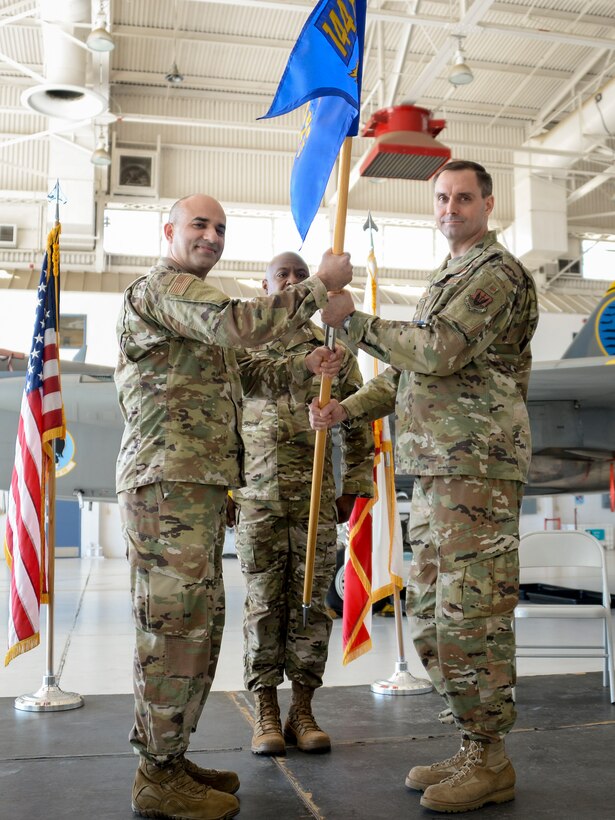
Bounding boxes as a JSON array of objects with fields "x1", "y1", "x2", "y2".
[
  {"x1": 527, "y1": 355, "x2": 615, "y2": 495},
  {"x1": 529, "y1": 355, "x2": 615, "y2": 407},
  {"x1": 0, "y1": 348, "x2": 114, "y2": 379},
  {"x1": 0, "y1": 370, "x2": 122, "y2": 502}
]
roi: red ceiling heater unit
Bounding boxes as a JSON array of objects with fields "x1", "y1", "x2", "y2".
[{"x1": 360, "y1": 105, "x2": 451, "y2": 181}]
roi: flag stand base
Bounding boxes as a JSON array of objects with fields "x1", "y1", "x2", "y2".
[
  {"x1": 14, "y1": 675, "x2": 84, "y2": 712},
  {"x1": 370, "y1": 660, "x2": 433, "y2": 696}
]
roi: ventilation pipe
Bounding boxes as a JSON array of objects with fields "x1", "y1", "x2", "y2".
[
  {"x1": 18, "y1": 1, "x2": 112, "y2": 252},
  {"x1": 21, "y1": 0, "x2": 107, "y2": 120},
  {"x1": 505, "y1": 76, "x2": 615, "y2": 269}
]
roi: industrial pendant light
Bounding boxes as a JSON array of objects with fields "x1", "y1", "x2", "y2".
[
  {"x1": 87, "y1": 1, "x2": 115, "y2": 53},
  {"x1": 91, "y1": 128, "x2": 111, "y2": 166},
  {"x1": 166, "y1": 4, "x2": 184, "y2": 85},
  {"x1": 165, "y1": 61, "x2": 184, "y2": 84},
  {"x1": 448, "y1": 35, "x2": 474, "y2": 86}
]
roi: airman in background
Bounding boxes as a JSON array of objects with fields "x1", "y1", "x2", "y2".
[{"x1": 233, "y1": 251, "x2": 373, "y2": 756}]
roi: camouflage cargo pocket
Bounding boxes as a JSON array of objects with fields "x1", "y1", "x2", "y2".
[
  {"x1": 119, "y1": 485, "x2": 161, "y2": 542},
  {"x1": 234, "y1": 514, "x2": 264, "y2": 573},
  {"x1": 133, "y1": 566, "x2": 209, "y2": 637},
  {"x1": 439, "y1": 551, "x2": 519, "y2": 621},
  {"x1": 434, "y1": 477, "x2": 520, "y2": 572}
]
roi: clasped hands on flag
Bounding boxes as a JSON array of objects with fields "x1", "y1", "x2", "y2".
[
  {"x1": 304, "y1": 343, "x2": 345, "y2": 379},
  {"x1": 321, "y1": 290, "x2": 356, "y2": 327},
  {"x1": 313, "y1": 248, "x2": 352, "y2": 290},
  {"x1": 308, "y1": 396, "x2": 347, "y2": 431}
]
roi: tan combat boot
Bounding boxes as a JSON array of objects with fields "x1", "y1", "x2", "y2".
[
  {"x1": 251, "y1": 686, "x2": 286, "y2": 755},
  {"x1": 283, "y1": 681, "x2": 331, "y2": 753},
  {"x1": 405, "y1": 738, "x2": 472, "y2": 791},
  {"x1": 420, "y1": 739, "x2": 515, "y2": 813},
  {"x1": 182, "y1": 756, "x2": 240, "y2": 794},
  {"x1": 132, "y1": 757, "x2": 240, "y2": 820}
]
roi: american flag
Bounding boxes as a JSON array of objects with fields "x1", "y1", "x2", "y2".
[{"x1": 4, "y1": 224, "x2": 65, "y2": 666}]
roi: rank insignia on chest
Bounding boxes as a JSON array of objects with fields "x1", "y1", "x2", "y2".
[{"x1": 465, "y1": 288, "x2": 493, "y2": 313}]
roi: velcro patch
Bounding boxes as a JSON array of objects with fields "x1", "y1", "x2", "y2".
[
  {"x1": 166, "y1": 273, "x2": 194, "y2": 296},
  {"x1": 464, "y1": 288, "x2": 493, "y2": 313}
]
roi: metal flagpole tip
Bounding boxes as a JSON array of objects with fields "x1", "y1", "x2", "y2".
[
  {"x1": 370, "y1": 660, "x2": 433, "y2": 696},
  {"x1": 14, "y1": 675, "x2": 84, "y2": 712},
  {"x1": 302, "y1": 603, "x2": 310, "y2": 628}
]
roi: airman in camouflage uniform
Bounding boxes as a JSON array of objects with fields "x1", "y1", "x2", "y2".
[
  {"x1": 232, "y1": 252, "x2": 373, "y2": 756},
  {"x1": 115, "y1": 195, "x2": 352, "y2": 820},
  {"x1": 310, "y1": 162, "x2": 539, "y2": 813}
]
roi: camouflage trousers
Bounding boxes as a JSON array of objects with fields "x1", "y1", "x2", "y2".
[
  {"x1": 235, "y1": 498, "x2": 337, "y2": 691},
  {"x1": 406, "y1": 475, "x2": 523, "y2": 743},
  {"x1": 118, "y1": 481, "x2": 228, "y2": 763}
]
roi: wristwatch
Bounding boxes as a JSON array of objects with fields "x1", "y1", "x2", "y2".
[{"x1": 341, "y1": 313, "x2": 353, "y2": 334}]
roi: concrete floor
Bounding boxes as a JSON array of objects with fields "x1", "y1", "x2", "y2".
[
  {"x1": 1, "y1": 675, "x2": 615, "y2": 819},
  {"x1": 1, "y1": 557, "x2": 615, "y2": 818}
]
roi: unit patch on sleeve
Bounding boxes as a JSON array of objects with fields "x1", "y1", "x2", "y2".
[{"x1": 464, "y1": 288, "x2": 494, "y2": 313}]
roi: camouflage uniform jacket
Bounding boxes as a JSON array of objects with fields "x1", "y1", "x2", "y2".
[
  {"x1": 235, "y1": 322, "x2": 373, "y2": 502},
  {"x1": 115, "y1": 258, "x2": 328, "y2": 492},
  {"x1": 341, "y1": 231, "x2": 539, "y2": 482}
]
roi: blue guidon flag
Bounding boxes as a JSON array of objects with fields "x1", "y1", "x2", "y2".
[{"x1": 261, "y1": 0, "x2": 367, "y2": 241}]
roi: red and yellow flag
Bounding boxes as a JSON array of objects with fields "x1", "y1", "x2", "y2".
[{"x1": 342, "y1": 241, "x2": 404, "y2": 664}]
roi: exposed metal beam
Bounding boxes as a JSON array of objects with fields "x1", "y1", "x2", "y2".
[
  {"x1": 531, "y1": 50, "x2": 611, "y2": 136},
  {"x1": 118, "y1": 112, "x2": 298, "y2": 137},
  {"x1": 568, "y1": 164, "x2": 615, "y2": 205},
  {"x1": 193, "y1": 0, "x2": 615, "y2": 51},
  {"x1": 477, "y1": 21, "x2": 615, "y2": 52},
  {"x1": 0, "y1": 49, "x2": 45, "y2": 83},
  {"x1": 111, "y1": 70, "x2": 277, "y2": 96},
  {"x1": 0, "y1": 118, "x2": 92, "y2": 151},
  {"x1": 384, "y1": 0, "x2": 419, "y2": 107}
]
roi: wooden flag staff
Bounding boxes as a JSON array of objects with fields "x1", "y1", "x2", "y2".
[{"x1": 302, "y1": 137, "x2": 353, "y2": 627}]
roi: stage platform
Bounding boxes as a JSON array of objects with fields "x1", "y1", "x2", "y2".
[{"x1": 2, "y1": 673, "x2": 614, "y2": 819}]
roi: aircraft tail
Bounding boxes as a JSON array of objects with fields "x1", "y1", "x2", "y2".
[{"x1": 562, "y1": 281, "x2": 615, "y2": 358}]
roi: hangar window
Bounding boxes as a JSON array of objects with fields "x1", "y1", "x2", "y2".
[
  {"x1": 381, "y1": 224, "x2": 447, "y2": 270},
  {"x1": 59, "y1": 314, "x2": 86, "y2": 349},
  {"x1": 581, "y1": 239, "x2": 615, "y2": 280},
  {"x1": 103, "y1": 210, "x2": 164, "y2": 257},
  {"x1": 58, "y1": 314, "x2": 87, "y2": 362},
  {"x1": 224, "y1": 215, "x2": 273, "y2": 262}
]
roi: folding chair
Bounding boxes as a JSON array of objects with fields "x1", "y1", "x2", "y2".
[{"x1": 515, "y1": 530, "x2": 615, "y2": 703}]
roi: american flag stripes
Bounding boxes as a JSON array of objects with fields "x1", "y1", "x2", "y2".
[{"x1": 4, "y1": 224, "x2": 65, "y2": 666}]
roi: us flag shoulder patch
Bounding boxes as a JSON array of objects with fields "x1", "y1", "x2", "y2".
[
  {"x1": 166, "y1": 273, "x2": 194, "y2": 295},
  {"x1": 465, "y1": 288, "x2": 493, "y2": 313}
]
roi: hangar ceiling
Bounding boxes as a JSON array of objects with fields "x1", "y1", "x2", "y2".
[{"x1": 0, "y1": 0, "x2": 614, "y2": 304}]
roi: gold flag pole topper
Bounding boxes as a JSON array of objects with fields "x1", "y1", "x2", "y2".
[{"x1": 302, "y1": 137, "x2": 353, "y2": 627}]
